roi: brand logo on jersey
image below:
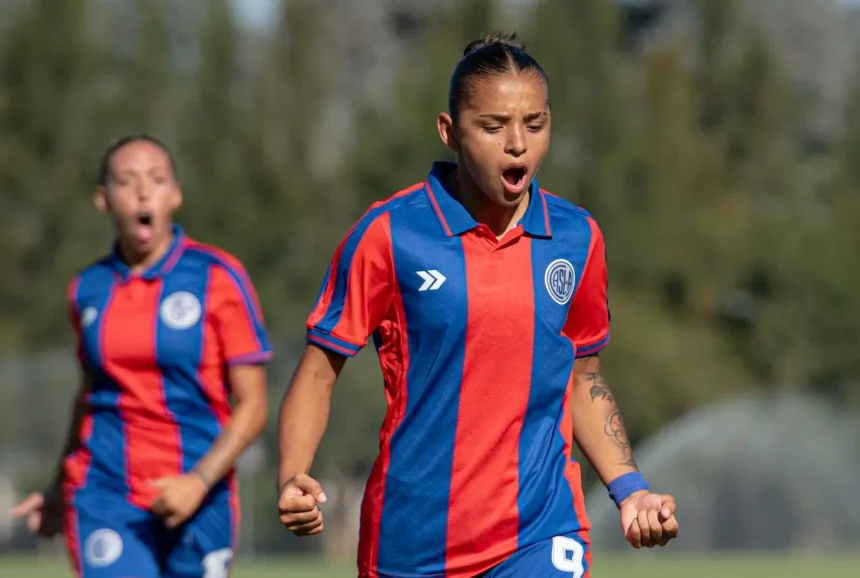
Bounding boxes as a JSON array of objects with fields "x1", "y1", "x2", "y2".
[
  {"x1": 417, "y1": 269, "x2": 446, "y2": 291},
  {"x1": 80, "y1": 306, "x2": 98, "y2": 328},
  {"x1": 160, "y1": 291, "x2": 202, "y2": 330},
  {"x1": 545, "y1": 259, "x2": 575, "y2": 305},
  {"x1": 84, "y1": 528, "x2": 123, "y2": 567}
]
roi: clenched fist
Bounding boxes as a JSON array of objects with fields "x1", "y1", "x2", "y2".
[{"x1": 278, "y1": 474, "x2": 327, "y2": 536}]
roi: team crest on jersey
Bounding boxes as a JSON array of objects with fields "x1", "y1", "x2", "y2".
[
  {"x1": 545, "y1": 259, "x2": 576, "y2": 305},
  {"x1": 80, "y1": 306, "x2": 98, "y2": 328},
  {"x1": 84, "y1": 528, "x2": 123, "y2": 567},
  {"x1": 160, "y1": 291, "x2": 202, "y2": 330}
]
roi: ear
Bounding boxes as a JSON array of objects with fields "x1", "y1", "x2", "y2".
[
  {"x1": 437, "y1": 112, "x2": 459, "y2": 153},
  {"x1": 93, "y1": 186, "x2": 109, "y2": 213},
  {"x1": 170, "y1": 185, "x2": 183, "y2": 213}
]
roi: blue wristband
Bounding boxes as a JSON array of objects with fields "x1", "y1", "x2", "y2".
[{"x1": 607, "y1": 472, "x2": 650, "y2": 508}]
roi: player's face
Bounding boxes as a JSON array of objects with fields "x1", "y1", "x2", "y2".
[
  {"x1": 95, "y1": 141, "x2": 181, "y2": 256},
  {"x1": 438, "y1": 72, "x2": 550, "y2": 208}
]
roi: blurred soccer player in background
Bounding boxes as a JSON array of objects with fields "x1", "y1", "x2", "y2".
[
  {"x1": 277, "y1": 32, "x2": 679, "y2": 577},
  {"x1": 10, "y1": 135, "x2": 271, "y2": 578}
]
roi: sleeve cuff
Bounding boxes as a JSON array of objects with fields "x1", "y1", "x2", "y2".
[
  {"x1": 575, "y1": 332, "x2": 610, "y2": 358},
  {"x1": 307, "y1": 327, "x2": 362, "y2": 358},
  {"x1": 226, "y1": 350, "x2": 273, "y2": 366}
]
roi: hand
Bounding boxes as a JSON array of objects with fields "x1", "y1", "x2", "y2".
[
  {"x1": 148, "y1": 474, "x2": 209, "y2": 528},
  {"x1": 10, "y1": 488, "x2": 65, "y2": 538},
  {"x1": 619, "y1": 490, "x2": 679, "y2": 548},
  {"x1": 278, "y1": 474, "x2": 327, "y2": 536}
]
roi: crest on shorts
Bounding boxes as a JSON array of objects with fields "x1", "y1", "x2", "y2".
[
  {"x1": 80, "y1": 306, "x2": 98, "y2": 328},
  {"x1": 84, "y1": 528, "x2": 123, "y2": 568},
  {"x1": 160, "y1": 291, "x2": 202, "y2": 330},
  {"x1": 544, "y1": 259, "x2": 576, "y2": 305}
]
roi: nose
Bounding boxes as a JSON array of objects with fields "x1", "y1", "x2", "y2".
[{"x1": 504, "y1": 126, "x2": 527, "y2": 157}]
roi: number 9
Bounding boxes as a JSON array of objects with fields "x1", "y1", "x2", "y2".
[
  {"x1": 202, "y1": 548, "x2": 234, "y2": 578},
  {"x1": 551, "y1": 536, "x2": 585, "y2": 577}
]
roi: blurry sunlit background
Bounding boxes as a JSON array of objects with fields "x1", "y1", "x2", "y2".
[{"x1": 2, "y1": 0, "x2": 860, "y2": 576}]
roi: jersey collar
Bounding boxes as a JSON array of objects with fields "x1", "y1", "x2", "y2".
[
  {"x1": 108, "y1": 223, "x2": 187, "y2": 281},
  {"x1": 425, "y1": 161, "x2": 552, "y2": 238}
]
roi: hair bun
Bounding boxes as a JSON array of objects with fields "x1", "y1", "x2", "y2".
[{"x1": 462, "y1": 31, "x2": 526, "y2": 57}]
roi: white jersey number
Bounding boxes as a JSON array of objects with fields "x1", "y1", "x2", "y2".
[
  {"x1": 551, "y1": 536, "x2": 585, "y2": 577},
  {"x1": 202, "y1": 548, "x2": 234, "y2": 578}
]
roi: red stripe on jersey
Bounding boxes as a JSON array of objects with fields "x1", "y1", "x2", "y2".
[
  {"x1": 445, "y1": 234, "x2": 535, "y2": 574},
  {"x1": 358, "y1": 213, "x2": 408, "y2": 576},
  {"x1": 64, "y1": 505, "x2": 81, "y2": 577},
  {"x1": 102, "y1": 280, "x2": 181, "y2": 508},
  {"x1": 330, "y1": 214, "x2": 393, "y2": 343},
  {"x1": 308, "y1": 183, "x2": 422, "y2": 330}
]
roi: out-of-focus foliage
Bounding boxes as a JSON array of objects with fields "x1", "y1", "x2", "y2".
[{"x1": 1, "y1": 0, "x2": 858, "y2": 554}]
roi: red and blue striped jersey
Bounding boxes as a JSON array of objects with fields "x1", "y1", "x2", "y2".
[
  {"x1": 307, "y1": 162, "x2": 610, "y2": 577},
  {"x1": 63, "y1": 225, "x2": 271, "y2": 511}
]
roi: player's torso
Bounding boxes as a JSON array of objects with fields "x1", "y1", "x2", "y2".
[
  {"x1": 362, "y1": 189, "x2": 593, "y2": 576},
  {"x1": 69, "y1": 251, "x2": 231, "y2": 503}
]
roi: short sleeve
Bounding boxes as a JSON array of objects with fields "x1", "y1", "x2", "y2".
[
  {"x1": 67, "y1": 277, "x2": 84, "y2": 366},
  {"x1": 306, "y1": 211, "x2": 393, "y2": 357},
  {"x1": 208, "y1": 261, "x2": 273, "y2": 366},
  {"x1": 563, "y1": 218, "x2": 610, "y2": 357}
]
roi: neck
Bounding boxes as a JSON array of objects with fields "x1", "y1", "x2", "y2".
[
  {"x1": 118, "y1": 230, "x2": 175, "y2": 274},
  {"x1": 453, "y1": 165, "x2": 529, "y2": 237}
]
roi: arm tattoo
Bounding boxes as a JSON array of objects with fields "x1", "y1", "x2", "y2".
[
  {"x1": 583, "y1": 358, "x2": 638, "y2": 469},
  {"x1": 604, "y1": 408, "x2": 638, "y2": 468},
  {"x1": 586, "y1": 363, "x2": 613, "y2": 403}
]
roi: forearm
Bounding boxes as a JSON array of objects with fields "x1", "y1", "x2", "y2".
[
  {"x1": 571, "y1": 356, "x2": 638, "y2": 484},
  {"x1": 277, "y1": 378, "x2": 333, "y2": 488},
  {"x1": 193, "y1": 396, "x2": 267, "y2": 486}
]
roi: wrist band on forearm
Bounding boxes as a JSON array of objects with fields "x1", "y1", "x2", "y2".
[{"x1": 607, "y1": 472, "x2": 650, "y2": 508}]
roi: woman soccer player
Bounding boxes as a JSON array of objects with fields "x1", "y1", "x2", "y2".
[
  {"x1": 277, "y1": 33, "x2": 679, "y2": 577},
  {"x1": 11, "y1": 135, "x2": 271, "y2": 578}
]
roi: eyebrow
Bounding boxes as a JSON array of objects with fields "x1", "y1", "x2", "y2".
[{"x1": 476, "y1": 111, "x2": 548, "y2": 122}]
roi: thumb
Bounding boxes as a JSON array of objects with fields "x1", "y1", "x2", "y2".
[
  {"x1": 147, "y1": 478, "x2": 171, "y2": 490},
  {"x1": 659, "y1": 495, "x2": 676, "y2": 521},
  {"x1": 11, "y1": 493, "x2": 44, "y2": 518},
  {"x1": 290, "y1": 474, "x2": 327, "y2": 503}
]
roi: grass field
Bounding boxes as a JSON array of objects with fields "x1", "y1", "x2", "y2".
[{"x1": 0, "y1": 553, "x2": 856, "y2": 577}]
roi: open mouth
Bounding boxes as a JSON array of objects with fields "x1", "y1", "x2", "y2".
[
  {"x1": 501, "y1": 165, "x2": 528, "y2": 194},
  {"x1": 503, "y1": 166, "x2": 527, "y2": 186},
  {"x1": 136, "y1": 212, "x2": 153, "y2": 226}
]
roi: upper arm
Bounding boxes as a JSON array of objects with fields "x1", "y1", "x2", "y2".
[
  {"x1": 563, "y1": 217, "x2": 610, "y2": 358},
  {"x1": 306, "y1": 212, "x2": 393, "y2": 358},
  {"x1": 208, "y1": 260, "x2": 273, "y2": 366},
  {"x1": 226, "y1": 364, "x2": 267, "y2": 405}
]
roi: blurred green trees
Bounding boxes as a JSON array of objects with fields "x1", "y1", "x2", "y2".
[{"x1": 1, "y1": 0, "x2": 858, "y2": 538}]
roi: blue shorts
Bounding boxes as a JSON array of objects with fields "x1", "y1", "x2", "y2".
[
  {"x1": 66, "y1": 491, "x2": 238, "y2": 578},
  {"x1": 485, "y1": 531, "x2": 591, "y2": 578}
]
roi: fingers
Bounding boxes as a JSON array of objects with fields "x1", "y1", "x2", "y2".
[
  {"x1": 27, "y1": 511, "x2": 44, "y2": 534},
  {"x1": 662, "y1": 514, "x2": 680, "y2": 540},
  {"x1": 280, "y1": 505, "x2": 323, "y2": 536},
  {"x1": 11, "y1": 493, "x2": 44, "y2": 518}
]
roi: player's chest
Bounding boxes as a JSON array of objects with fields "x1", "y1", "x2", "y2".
[
  {"x1": 78, "y1": 276, "x2": 214, "y2": 370},
  {"x1": 390, "y1": 230, "x2": 585, "y2": 335}
]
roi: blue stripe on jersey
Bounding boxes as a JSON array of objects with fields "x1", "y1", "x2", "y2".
[
  {"x1": 517, "y1": 218, "x2": 595, "y2": 546},
  {"x1": 74, "y1": 265, "x2": 128, "y2": 498},
  {"x1": 378, "y1": 203, "x2": 468, "y2": 575},
  {"x1": 156, "y1": 261, "x2": 222, "y2": 479}
]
